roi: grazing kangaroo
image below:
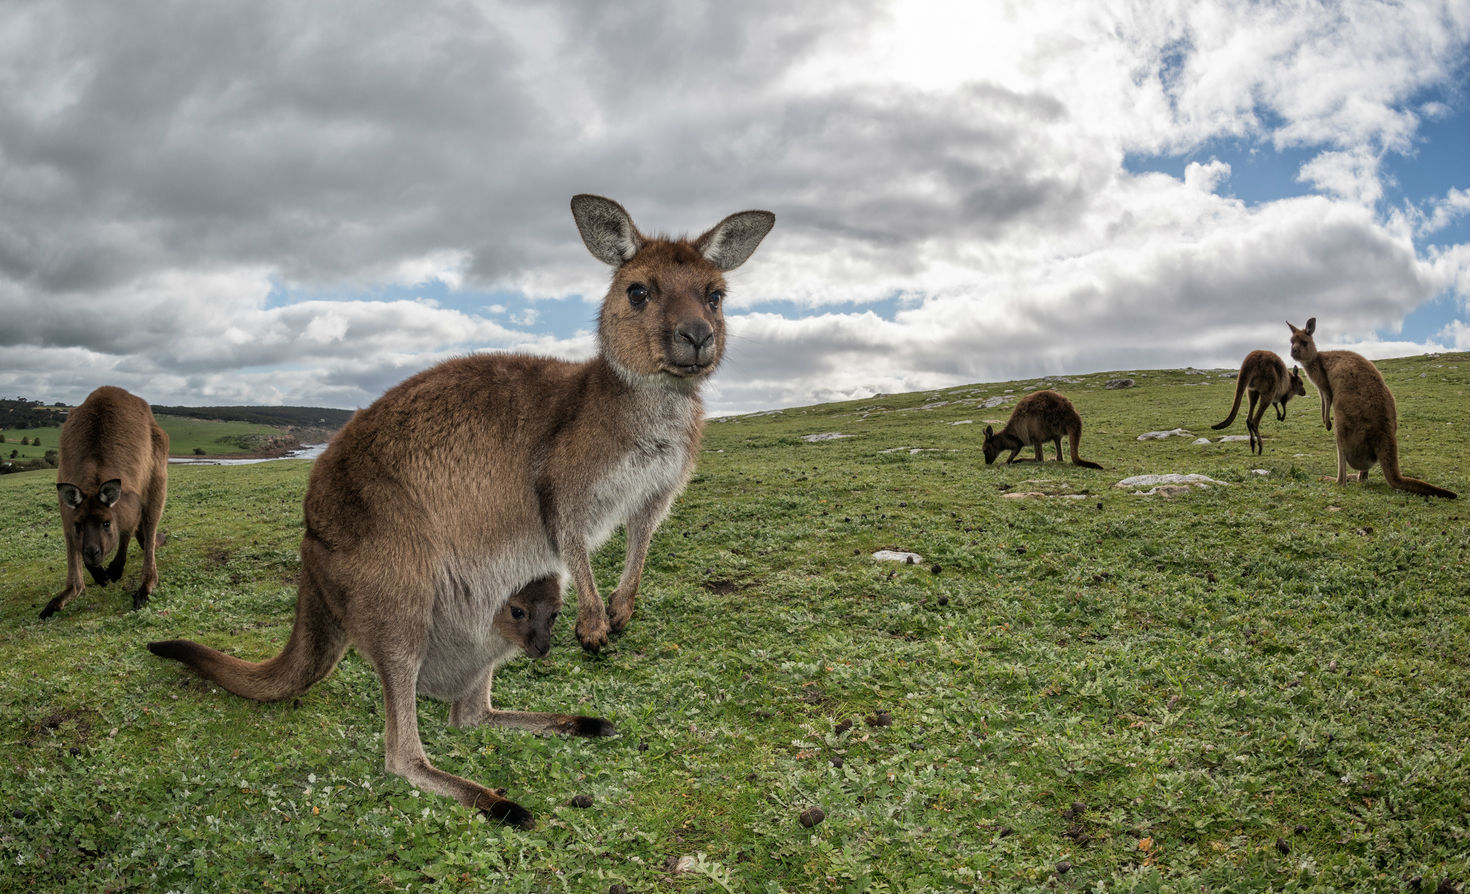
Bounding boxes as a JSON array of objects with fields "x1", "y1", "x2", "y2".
[
  {"x1": 45, "y1": 386, "x2": 168, "y2": 619},
  {"x1": 1287, "y1": 317, "x2": 1456, "y2": 499},
  {"x1": 148, "y1": 195, "x2": 775, "y2": 828},
  {"x1": 1211, "y1": 349, "x2": 1307, "y2": 454},
  {"x1": 982, "y1": 390, "x2": 1103, "y2": 469}
]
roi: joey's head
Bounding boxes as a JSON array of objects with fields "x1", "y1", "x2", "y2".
[
  {"x1": 57, "y1": 478, "x2": 125, "y2": 569},
  {"x1": 493, "y1": 577, "x2": 564, "y2": 660},
  {"x1": 981, "y1": 426, "x2": 1001, "y2": 465},
  {"x1": 1287, "y1": 318, "x2": 1317, "y2": 364},
  {"x1": 571, "y1": 194, "x2": 774, "y2": 391},
  {"x1": 1288, "y1": 366, "x2": 1307, "y2": 398}
]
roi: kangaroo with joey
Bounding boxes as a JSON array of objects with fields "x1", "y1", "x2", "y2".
[
  {"x1": 148, "y1": 195, "x2": 776, "y2": 828},
  {"x1": 1211, "y1": 349, "x2": 1307, "y2": 454},
  {"x1": 982, "y1": 390, "x2": 1103, "y2": 470},
  {"x1": 1287, "y1": 317, "x2": 1456, "y2": 499},
  {"x1": 46, "y1": 385, "x2": 169, "y2": 619}
]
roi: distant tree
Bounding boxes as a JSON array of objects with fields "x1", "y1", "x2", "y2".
[
  {"x1": 0, "y1": 433, "x2": 5, "y2": 443},
  {"x1": 31, "y1": 437, "x2": 40, "y2": 447},
  {"x1": 8, "y1": 450, "x2": 16, "y2": 459},
  {"x1": 19, "y1": 436, "x2": 29, "y2": 446},
  {"x1": 194, "y1": 447, "x2": 206, "y2": 455},
  {"x1": 43, "y1": 449, "x2": 58, "y2": 468}
]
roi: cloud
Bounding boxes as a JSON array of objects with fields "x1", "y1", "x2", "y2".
[{"x1": 0, "y1": 0, "x2": 1465, "y2": 413}]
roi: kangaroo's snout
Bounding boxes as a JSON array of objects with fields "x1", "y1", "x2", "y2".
[{"x1": 670, "y1": 320, "x2": 717, "y2": 369}]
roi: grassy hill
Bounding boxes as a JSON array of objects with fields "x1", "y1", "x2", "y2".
[
  {"x1": 0, "y1": 353, "x2": 1465, "y2": 892},
  {"x1": 1, "y1": 410, "x2": 342, "y2": 473}
]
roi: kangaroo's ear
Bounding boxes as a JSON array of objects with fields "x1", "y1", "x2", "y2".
[
  {"x1": 984, "y1": 425, "x2": 994, "y2": 438},
  {"x1": 57, "y1": 483, "x2": 84, "y2": 509},
  {"x1": 99, "y1": 479, "x2": 122, "y2": 507},
  {"x1": 696, "y1": 210, "x2": 776, "y2": 271},
  {"x1": 571, "y1": 194, "x2": 643, "y2": 266},
  {"x1": 1305, "y1": 317, "x2": 1316, "y2": 335}
]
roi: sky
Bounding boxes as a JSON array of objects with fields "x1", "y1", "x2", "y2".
[{"x1": 1, "y1": 0, "x2": 1467, "y2": 416}]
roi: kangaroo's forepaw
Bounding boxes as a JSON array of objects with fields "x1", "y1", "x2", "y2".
[
  {"x1": 576, "y1": 617, "x2": 609, "y2": 654},
  {"x1": 131, "y1": 589, "x2": 151, "y2": 611},
  {"x1": 607, "y1": 597, "x2": 635, "y2": 635}
]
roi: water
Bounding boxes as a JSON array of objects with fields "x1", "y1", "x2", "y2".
[{"x1": 169, "y1": 443, "x2": 328, "y2": 466}]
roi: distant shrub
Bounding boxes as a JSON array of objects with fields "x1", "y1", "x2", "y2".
[{"x1": 194, "y1": 447, "x2": 207, "y2": 455}]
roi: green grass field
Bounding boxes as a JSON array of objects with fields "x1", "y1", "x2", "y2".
[
  {"x1": 1, "y1": 353, "x2": 1466, "y2": 892},
  {"x1": 1, "y1": 414, "x2": 297, "y2": 466}
]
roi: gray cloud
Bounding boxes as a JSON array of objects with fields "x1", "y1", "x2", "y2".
[{"x1": 1, "y1": 0, "x2": 1465, "y2": 412}]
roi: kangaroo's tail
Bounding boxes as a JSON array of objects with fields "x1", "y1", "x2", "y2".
[
  {"x1": 1378, "y1": 438, "x2": 1458, "y2": 500},
  {"x1": 1212, "y1": 373, "x2": 1247, "y2": 430},
  {"x1": 148, "y1": 574, "x2": 347, "y2": 701},
  {"x1": 1069, "y1": 427, "x2": 1103, "y2": 470}
]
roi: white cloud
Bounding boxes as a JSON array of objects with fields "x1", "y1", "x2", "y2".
[
  {"x1": 1298, "y1": 149, "x2": 1383, "y2": 205},
  {"x1": 0, "y1": 0, "x2": 1465, "y2": 414}
]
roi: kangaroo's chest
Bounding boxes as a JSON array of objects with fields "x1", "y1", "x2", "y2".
[{"x1": 577, "y1": 435, "x2": 692, "y2": 548}]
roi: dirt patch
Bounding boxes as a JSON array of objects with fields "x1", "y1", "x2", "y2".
[{"x1": 25, "y1": 707, "x2": 97, "y2": 749}]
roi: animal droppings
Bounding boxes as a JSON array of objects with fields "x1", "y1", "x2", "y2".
[
  {"x1": 799, "y1": 806, "x2": 826, "y2": 827},
  {"x1": 570, "y1": 794, "x2": 594, "y2": 808}
]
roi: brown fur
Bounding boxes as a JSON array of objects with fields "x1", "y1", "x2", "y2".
[
  {"x1": 45, "y1": 386, "x2": 168, "y2": 619},
  {"x1": 982, "y1": 390, "x2": 1102, "y2": 470},
  {"x1": 147, "y1": 195, "x2": 774, "y2": 828},
  {"x1": 1287, "y1": 317, "x2": 1456, "y2": 499},
  {"x1": 1211, "y1": 349, "x2": 1307, "y2": 454}
]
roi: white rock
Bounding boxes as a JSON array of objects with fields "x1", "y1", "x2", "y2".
[
  {"x1": 802, "y1": 432, "x2": 852, "y2": 442},
  {"x1": 1138, "y1": 428, "x2": 1193, "y2": 440},
  {"x1": 872, "y1": 549, "x2": 923, "y2": 564}
]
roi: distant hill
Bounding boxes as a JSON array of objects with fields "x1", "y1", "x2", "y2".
[
  {"x1": 149, "y1": 405, "x2": 356, "y2": 430},
  {"x1": 0, "y1": 398, "x2": 69, "y2": 430}
]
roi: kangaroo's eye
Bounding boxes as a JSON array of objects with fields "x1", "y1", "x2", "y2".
[
  {"x1": 548, "y1": 611, "x2": 559, "y2": 624},
  {"x1": 627, "y1": 284, "x2": 649, "y2": 309},
  {"x1": 707, "y1": 289, "x2": 724, "y2": 310},
  {"x1": 510, "y1": 607, "x2": 526, "y2": 620},
  {"x1": 102, "y1": 521, "x2": 112, "y2": 530}
]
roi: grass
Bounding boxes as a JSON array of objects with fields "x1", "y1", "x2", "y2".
[
  {"x1": 1, "y1": 414, "x2": 294, "y2": 465},
  {"x1": 1, "y1": 353, "x2": 1466, "y2": 892}
]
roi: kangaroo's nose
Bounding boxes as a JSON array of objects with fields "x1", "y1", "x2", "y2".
[{"x1": 675, "y1": 321, "x2": 714, "y2": 352}]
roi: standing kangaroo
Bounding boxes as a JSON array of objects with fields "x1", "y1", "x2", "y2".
[
  {"x1": 45, "y1": 385, "x2": 169, "y2": 619},
  {"x1": 1287, "y1": 317, "x2": 1456, "y2": 499},
  {"x1": 1211, "y1": 349, "x2": 1306, "y2": 454},
  {"x1": 982, "y1": 390, "x2": 1103, "y2": 469},
  {"x1": 148, "y1": 195, "x2": 775, "y2": 828}
]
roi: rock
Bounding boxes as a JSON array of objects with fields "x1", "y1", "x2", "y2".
[
  {"x1": 872, "y1": 549, "x2": 923, "y2": 563},
  {"x1": 803, "y1": 432, "x2": 852, "y2": 442},
  {"x1": 1115, "y1": 473, "x2": 1228, "y2": 495},
  {"x1": 1137, "y1": 428, "x2": 1192, "y2": 440},
  {"x1": 1191, "y1": 438, "x2": 1212, "y2": 445},
  {"x1": 1105, "y1": 378, "x2": 1135, "y2": 390},
  {"x1": 980, "y1": 396, "x2": 1011, "y2": 408}
]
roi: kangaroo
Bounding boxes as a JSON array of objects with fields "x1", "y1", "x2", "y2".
[
  {"x1": 1287, "y1": 317, "x2": 1456, "y2": 499},
  {"x1": 1211, "y1": 349, "x2": 1307, "y2": 454},
  {"x1": 45, "y1": 386, "x2": 169, "y2": 619},
  {"x1": 982, "y1": 390, "x2": 1103, "y2": 469},
  {"x1": 148, "y1": 195, "x2": 775, "y2": 828}
]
